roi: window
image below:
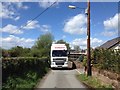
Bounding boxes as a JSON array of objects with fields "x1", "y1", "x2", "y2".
[{"x1": 52, "y1": 50, "x2": 67, "y2": 57}]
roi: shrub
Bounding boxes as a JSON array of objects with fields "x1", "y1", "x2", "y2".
[
  {"x1": 79, "y1": 55, "x2": 84, "y2": 62},
  {"x1": 2, "y1": 57, "x2": 49, "y2": 89},
  {"x1": 83, "y1": 56, "x2": 87, "y2": 67},
  {"x1": 92, "y1": 49, "x2": 120, "y2": 74}
]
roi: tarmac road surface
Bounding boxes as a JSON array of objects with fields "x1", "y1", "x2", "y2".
[{"x1": 36, "y1": 69, "x2": 89, "y2": 89}]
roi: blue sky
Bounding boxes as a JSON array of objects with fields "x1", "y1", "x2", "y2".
[{"x1": 0, "y1": 1, "x2": 119, "y2": 49}]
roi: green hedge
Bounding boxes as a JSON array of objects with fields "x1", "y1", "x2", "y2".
[
  {"x1": 93, "y1": 49, "x2": 120, "y2": 73},
  {"x1": 2, "y1": 57, "x2": 49, "y2": 89}
]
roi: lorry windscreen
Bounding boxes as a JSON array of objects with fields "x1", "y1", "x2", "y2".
[{"x1": 52, "y1": 50, "x2": 67, "y2": 57}]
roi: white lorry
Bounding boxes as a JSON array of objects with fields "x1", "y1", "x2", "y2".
[{"x1": 50, "y1": 44, "x2": 68, "y2": 68}]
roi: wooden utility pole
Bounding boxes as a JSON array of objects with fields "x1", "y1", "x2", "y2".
[
  {"x1": 87, "y1": 0, "x2": 92, "y2": 76},
  {"x1": 68, "y1": 0, "x2": 92, "y2": 76}
]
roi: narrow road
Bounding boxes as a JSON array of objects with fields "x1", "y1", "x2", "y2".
[{"x1": 36, "y1": 69, "x2": 89, "y2": 89}]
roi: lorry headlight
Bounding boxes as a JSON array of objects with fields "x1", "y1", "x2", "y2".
[{"x1": 65, "y1": 62, "x2": 68, "y2": 64}]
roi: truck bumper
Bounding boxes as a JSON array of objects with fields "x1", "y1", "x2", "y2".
[{"x1": 51, "y1": 64, "x2": 68, "y2": 68}]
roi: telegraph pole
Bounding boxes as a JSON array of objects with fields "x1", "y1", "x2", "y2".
[
  {"x1": 87, "y1": 0, "x2": 92, "y2": 76},
  {"x1": 68, "y1": 0, "x2": 92, "y2": 76}
]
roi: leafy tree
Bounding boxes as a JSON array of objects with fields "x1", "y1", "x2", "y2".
[
  {"x1": 9, "y1": 46, "x2": 31, "y2": 57},
  {"x1": 22, "y1": 48, "x2": 31, "y2": 57},
  {"x1": 31, "y1": 48, "x2": 41, "y2": 57},
  {"x1": 1, "y1": 48, "x2": 9, "y2": 57},
  {"x1": 9, "y1": 46, "x2": 24, "y2": 57},
  {"x1": 33, "y1": 33, "x2": 54, "y2": 57},
  {"x1": 74, "y1": 45, "x2": 80, "y2": 52},
  {"x1": 56, "y1": 39, "x2": 70, "y2": 50}
]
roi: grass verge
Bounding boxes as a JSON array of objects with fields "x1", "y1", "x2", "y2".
[{"x1": 76, "y1": 74, "x2": 114, "y2": 90}]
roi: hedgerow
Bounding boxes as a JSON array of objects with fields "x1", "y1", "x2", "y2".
[
  {"x1": 92, "y1": 49, "x2": 120, "y2": 73},
  {"x1": 2, "y1": 57, "x2": 49, "y2": 89}
]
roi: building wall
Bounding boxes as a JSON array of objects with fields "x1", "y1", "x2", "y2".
[{"x1": 112, "y1": 43, "x2": 120, "y2": 50}]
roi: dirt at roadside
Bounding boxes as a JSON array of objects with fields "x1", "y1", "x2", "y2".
[
  {"x1": 92, "y1": 68, "x2": 120, "y2": 90},
  {"x1": 74, "y1": 61, "x2": 120, "y2": 90}
]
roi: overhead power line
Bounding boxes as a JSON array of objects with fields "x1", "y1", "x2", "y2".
[{"x1": 20, "y1": 0, "x2": 58, "y2": 30}]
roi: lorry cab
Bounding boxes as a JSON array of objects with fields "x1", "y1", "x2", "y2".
[{"x1": 50, "y1": 44, "x2": 68, "y2": 68}]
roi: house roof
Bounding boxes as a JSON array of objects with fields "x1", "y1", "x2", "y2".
[{"x1": 98, "y1": 37, "x2": 120, "y2": 49}]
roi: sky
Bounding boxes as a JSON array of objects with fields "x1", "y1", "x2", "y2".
[{"x1": 0, "y1": 0, "x2": 119, "y2": 49}]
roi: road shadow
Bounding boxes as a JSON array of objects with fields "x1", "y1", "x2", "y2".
[
  {"x1": 72, "y1": 61, "x2": 77, "y2": 69},
  {"x1": 51, "y1": 68, "x2": 71, "y2": 70}
]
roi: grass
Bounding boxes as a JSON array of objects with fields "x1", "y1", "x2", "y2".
[{"x1": 76, "y1": 74, "x2": 114, "y2": 89}]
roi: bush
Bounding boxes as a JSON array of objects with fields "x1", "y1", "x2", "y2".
[
  {"x1": 2, "y1": 57, "x2": 49, "y2": 89},
  {"x1": 79, "y1": 55, "x2": 84, "y2": 62},
  {"x1": 93, "y1": 49, "x2": 120, "y2": 74},
  {"x1": 83, "y1": 56, "x2": 87, "y2": 67}
]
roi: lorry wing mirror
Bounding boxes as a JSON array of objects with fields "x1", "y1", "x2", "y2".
[{"x1": 67, "y1": 50, "x2": 70, "y2": 55}]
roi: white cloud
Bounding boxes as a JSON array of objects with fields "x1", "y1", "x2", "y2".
[
  {"x1": 14, "y1": 16, "x2": 20, "y2": 21},
  {"x1": 22, "y1": 20, "x2": 40, "y2": 30},
  {"x1": 1, "y1": 3, "x2": 17, "y2": 19},
  {"x1": 40, "y1": 25, "x2": 51, "y2": 32},
  {"x1": 13, "y1": 2, "x2": 29, "y2": 10},
  {"x1": 1, "y1": 35, "x2": 35, "y2": 49},
  {"x1": 39, "y1": 1, "x2": 53, "y2": 8},
  {"x1": 63, "y1": 14, "x2": 87, "y2": 35},
  {"x1": 91, "y1": 38, "x2": 103, "y2": 48},
  {"x1": 1, "y1": 2, "x2": 28, "y2": 20},
  {"x1": 0, "y1": 24, "x2": 23, "y2": 34},
  {"x1": 39, "y1": 0, "x2": 59, "y2": 8},
  {"x1": 22, "y1": 20, "x2": 51, "y2": 32},
  {"x1": 70, "y1": 38, "x2": 103, "y2": 49},
  {"x1": 102, "y1": 13, "x2": 119, "y2": 37},
  {"x1": 104, "y1": 13, "x2": 119, "y2": 30},
  {"x1": 70, "y1": 38, "x2": 86, "y2": 49},
  {"x1": 101, "y1": 31, "x2": 117, "y2": 37}
]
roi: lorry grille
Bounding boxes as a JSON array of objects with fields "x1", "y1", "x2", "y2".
[
  {"x1": 56, "y1": 62, "x2": 64, "y2": 65},
  {"x1": 53, "y1": 58, "x2": 66, "y2": 62}
]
